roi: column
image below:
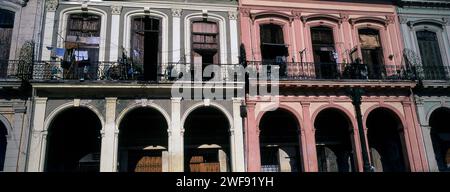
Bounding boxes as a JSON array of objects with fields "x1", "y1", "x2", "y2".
[
  {"x1": 169, "y1": 97, "x2": 183, "y2": 172},
  {"x1": 100, "y1": 97, "x2": 117, "y2": 172},
  {"x1": 41, "y1": 0, "x2": 58, "y2": 60},
  {"x1": 232, "y1": 98, "x2": 245, "y2": 172},
  {"x1": 27, "y1": 97, "x2": 47, "y2": 172},
  {"x1": 12, "y1": 105, "x2": 26, "y2": 172},
  {"x1": 229, "y1": 11, "x2": 239, "y2": 64},
  {"x1": 415, "y1": 97, "x2": 438, "y2": 171},
  {"x1": 109, "y1": 6, "x2": 122, "y2": 62},
  {"x1": 246, "y1": 102, "x2": 260, "y2": 172},
  {"x1": 301, "y1": 102, "x2": 317, "y2": 172},
  {"x1": 403, "y1": 101, "x2": 426, "y2": 171},
  {"x1": 443, "y1": 19, "x2": 450, "y2": 66},
  {"x1": 239, "y1": 8, "x2": 253, "y2": 61},
  {"x1": 172, "y1": 9, "x2": 182, "y2": 63}
]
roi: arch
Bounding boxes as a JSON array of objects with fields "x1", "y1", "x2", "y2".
[
  {"x1": 409, "y1": 19, "x2": 446, "y2": 28},
  {"x1": 44, "y1": 106, "x2": 103, "y2": 172},
  {"x1": 426, "y1": 104, "x2": 450, "y2": 125},
  {"x1": 363, "y1": 104, "x2": 407, "y2": 131},
  {"x1": 350, "y1": 17, "x2": 388, "y2": 26},
  {"x1": 0, "y1": 115, "x2": 8, "y2": 171},
  {"x1": 365, "y1": 106, "x2": 409, "y2": 172},
  {"x1": 251, "y1": 11, "x2": 293, "y2": 21},
  {"x1": 123, "y1": 9, "x2": 169, "y2": 65},
  {"x1": 43, "y1": 102, "x2": 105, "y2": 133},
  {"x1": 312, "y1": 105, "x2": 357, "y2": 172},
  {"x1": 302, "y1": 14, "x2": 341, "y2": 23},
  {"x1": 116, "y1": 102, "x2": 171, "y2": 131},
  {"x1": 184, "y1": 12, "x2": 228, "y2": 64},
  {"x1": 57, "y1": 7, "x2": 108, "y2": 62},
  {"x1": 0, "y1": 114, "x2": 12, "y2": 136},
  {"x1": 311, "y1": 104, "x2": 357, "y2": 131},
  {"x1": 256, "y1": 104, "x2": 303, "y2": 131},
  {"x1": 428, "y1": 107, "x2": 450, "y2": 171},
  {"x1": 181, "y1": 102, "x2": 233, "y2": 131}
]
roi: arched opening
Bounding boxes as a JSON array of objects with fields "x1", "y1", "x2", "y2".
[
  {"x1": 184, "y1": 107, "x2": 230, "y2": 172},
  {"x1": 45, "y1": 107, "x2": 102, "y2": 172},
  {"x1": 429, "y1": 107, "x2": 450, "y2": 171},
  {"x1": 416, "y1": 30, "x2": 446, "y2": 80},
  {"x1": 0, "y1": 121, "x2": 7, "y2": 171},
  {"x1": 118, "y1": 107, "x2": 168, "y2": 172},
  {"x1": 358, "y1": 28, "x2": 385, "y2": 79},
  {"x1": 0, "y1": 9, "x2": 15, "y2": 77},
  {"x1": 314, "y1": 108, "x2": 355, "y2": 172},
  {"x1": 310, "y1": 26, "x2": 337, "y2": 79},
  {"x1": 130, "y1": 16, "x2": 162, "y2": 81},
  {"x1": 366, "y1": 108, "x2": 407, "y2": 172},
  {"x1": 259, "y1": 109, "x2": 301, "y2": 172}
]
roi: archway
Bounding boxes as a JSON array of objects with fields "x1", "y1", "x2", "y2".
[
  {"x1": 45, "y1": 107, "x2": 102, "y2": 172},
  {"x1": 259, "y1": 109, "x2": 301, "y2": 172},
  {"x1": 314, "y1": 108, "x2": 355, "y2": 172},
  {"x1": 366, "y1": 108, "x2": 407, "y2": 172},
  {"x1": 429, "y1": 107, "x2": 450, "y2": 171},
  {"x1": 0, "y1": 121, "x2": 6, "y2": 171},
  {"x1": 184, "y1": 107, "x2": 231, "y2": 172},
  {"x1": 118, "y1": 107, "x2": 168, "y2": 172}
]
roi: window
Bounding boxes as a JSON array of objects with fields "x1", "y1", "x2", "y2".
[
  {"x1": 130, "y1": 16, "x2": 161, "y2": 81},
  {"x1": 0, "y1": 9, "x2": 14, "y2": 77},
  {"x1": 311, "y1": 26, "x2": 337, "y2": 79},
  {"x1": 358, "y1": 28, "x2": 384, "y2": 79},
  {"x1": 260, "y1": 24, "x2": 287, "y2": 61},
  {"x1": 416, "y1": 30, "x2": 446, "y2": 80},
  {"x1": 63, "y1": 13, "x2": 101, "y2": 79},
  {"x1": 191, "y1": 21, "x2": 219, "y2": 81}
]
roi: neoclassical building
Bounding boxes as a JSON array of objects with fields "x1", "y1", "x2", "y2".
[
  {"x1": 397, "y1": 0, "x2": 450, "y2": 172},
  {"x1": 27, "y1": 0, "x2": 244, "y2": 172},
  {"x1": 0, "y1": 0, "x2": 45, "y2": 172},
  {"x1": 240, "y1": 0, "x2": 428, "y2": 172}
]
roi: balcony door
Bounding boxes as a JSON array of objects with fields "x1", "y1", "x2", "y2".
[
  {"x1": 417, "y1": 30, "x2": 446, "y2": 80},
  {"x1": 359, "y1": 28, "x2": 384, "y2": 79},
  {"x1": 0, "y1": 9, "x2": 14, "y2": 77},
  {"x1": 311, "y1": 26, "x2": 337, "y2": 79},
  {"x1": 260, "y1": 24, "x2": 288, "y2": 77},
  {"x1": 131, "y1": 16, "x2": 161, "y2": 81}
]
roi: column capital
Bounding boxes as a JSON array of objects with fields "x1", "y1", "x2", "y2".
[
  {"x1": 399, "y1": 16, "x2": 408, "y2": 24},
  {"x1": 111, "y1": 5, "x2": 122, "y2": 15},
  {"x1": 340, "y1": 13, "x2": 349, "y2": 23},
  {"x1": 301, "y1": 101, "x2": 311, "y2": 107},
  {"x1": 46, "y1": 0, "x2": 58, "y2": 12},
  {"x1": 106, "y1": 97, "x2": 117, "y2": 102},
  {"x1": 291, "y1": 10, "x2": 302, "y2": 19},
  {"x1": 239, "y1": 8, "x2": 251, "y2": 17},
  {"x1": 172, "y1": 8, "x2": 182, "y2": 17},
  {"x1": 171, "y1": 97, "x2": 182, "y2": 103},
  {"x1": 229, "y1": 11, "x2": 238, "y2": 20},
  {"x1": 35, "y1": 97, "x2": 48, "y2": 104}
]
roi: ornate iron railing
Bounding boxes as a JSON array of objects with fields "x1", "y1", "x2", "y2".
[{"x1": 414, "y1": 65, "x2": 450, "y2": 80}]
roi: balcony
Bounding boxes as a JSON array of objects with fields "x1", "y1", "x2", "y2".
[
  {"x1": 247, "y1": 61, "x2": 416, "y2": 81},
  {"x1": 0, "y1": 60, "x2": 33, "y2": 80},
  {"x1": 30, "y1": 61, "x2": 242, "y2": 83},
  {"x1": 415, "y1": 65, "x2": 450, "y2": 81}
]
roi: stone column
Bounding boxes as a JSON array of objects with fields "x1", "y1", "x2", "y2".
[
  {"x1": 415, "y1": 97, "x2": 438, "y2": 171},
  {"x1": 231, "y1": 98, "x2": 245, "y2": 172},
  {"x1": 172, "y1": 9, "x2": 182, "y2": 63},
  {"x1": 27, "y1": 97, "x2": 47, "y2": 172},
  {"x1": 169, "y1": 97, "x2": 183, "y2": 172},
  {"x1": 12, "y1": 105, "x2": 26, "y2": 172},
  {"x1": 403, "y1": 101, "x2": 427, "y2": 171},
  {"x1": 41, "y1": 0, "x2": 58, "y2": 60},
  {"x1": 109, "y1": 6, "x2": 122, "y2": 62},
  {"x1": 229, "y1": 11, "x2": 239, "y2": 64},
  {"x1": 301, "y1": 102, "x2": 317, "y2": 172},
  {"x1": 246, "y1": 102, "x2": 260, "y2": 172},
  {"x1": 239, "y1": 8, "x2": 253, "y2": 61},
  {"x1": 100, "y1": 97, "x2": 117, "y2": 172}
]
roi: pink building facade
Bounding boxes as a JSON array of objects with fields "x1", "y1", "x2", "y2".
[{"x1": 240, "y1": 0, "x2": 428, "y2": 172}]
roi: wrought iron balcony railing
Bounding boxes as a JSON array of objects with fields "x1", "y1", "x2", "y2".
[
  {"x1": 414, "y1": 65, "x2": 450, "y2": 81},
  {"x1": 31, "y1": 61, "x2": 243, "y2": 82},
  {"x1": 247, "y1": 61, "x2": 417, "y2": 81},
  {"x1": 0, "y1": 60, "x2": 34, "y2": 80}
]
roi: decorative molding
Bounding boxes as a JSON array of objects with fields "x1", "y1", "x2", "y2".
[
  {"x1": 171, "y1": 8, "x2": 182, "y2": 17},
  {"x1": 291, "y1": 10, "x2": 302, "y2": 19},
  {"x1": 444, "y1": 17, "x2": 450, "y2": 26},
  {"x1": 239, "y1": 8, "x2": 251, "y2": 17},
  {"x1": 45, "y1": 0, "x2": 58, "y2": 12},
  {"x1": 386, "y1": 15, "x2": 395, "y2": 25},
  {"x1": 111, "y1": 5, "x2": 122, "y2": 15},
  {"x1": 340, "y1": 13, "x2": 349, "y2": 23},
  {"x1": 228, "y1": 11, "x2": 238, "y2": 20},
  {"x1": 399, "y1": 16, "x2": 408, "y2": 24}
]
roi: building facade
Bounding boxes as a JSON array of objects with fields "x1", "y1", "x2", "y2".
[
  {"x1": 397, "y1": 0, "x2": 450, "y2": 172},
  {"x1": 0, "y1": 0, "x2": 45, "y2": 172},
  {"x1": 240, "y1": 0, "x2": 428, "y2": 172},
  {"x1": 26, "y1": 0, "x2": 244, "y2": 172}
]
